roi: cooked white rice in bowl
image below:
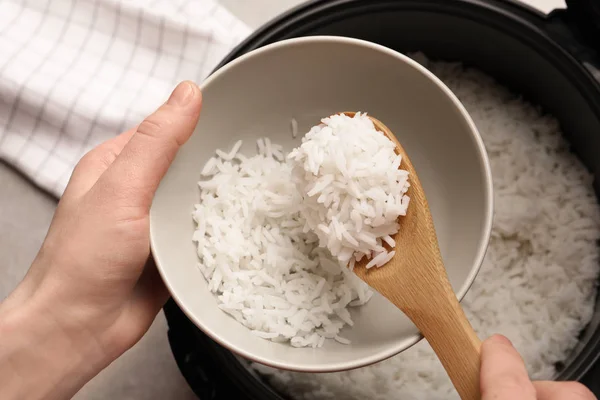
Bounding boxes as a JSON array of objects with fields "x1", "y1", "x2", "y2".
[{"x1": 192, "y1": 112, "x2": 412, "y2": 348}]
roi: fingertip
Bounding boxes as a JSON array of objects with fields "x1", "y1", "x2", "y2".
[
  {"x1": 167, "y1": 81, "x2": 202, "y2": 113},
  {"x1": 486, "y1": 334, "x2": 513, "y2": 347},
  {"x1": 481, "y1": 334, "x2": 518, "y2": 364}
]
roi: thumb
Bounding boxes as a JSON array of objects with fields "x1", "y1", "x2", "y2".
[
  {"x1": 95, "y1": 81, "x2": 202, "y2": 210},
  {"x1": 480, "y1": 335, "x2": 536, "y2": 400}
]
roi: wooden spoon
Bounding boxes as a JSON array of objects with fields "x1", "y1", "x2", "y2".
[{"x1": 344, "y1": 112, "x2": 482, "y2": 400}]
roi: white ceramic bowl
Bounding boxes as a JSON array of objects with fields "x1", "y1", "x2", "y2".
[{"x1": 150, "y1": 36, "x2": 493, "y2": 372}]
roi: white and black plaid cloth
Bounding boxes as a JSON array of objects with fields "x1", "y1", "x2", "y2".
[{"x1": 0, "y1": 0, "x2": 250, "y2": 196}]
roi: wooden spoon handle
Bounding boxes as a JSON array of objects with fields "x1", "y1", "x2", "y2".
[{"x1": 408, "y1": 295, "x2": 481, "y2": 400}]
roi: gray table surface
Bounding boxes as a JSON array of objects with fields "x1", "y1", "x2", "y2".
[{"x1": 0, "y1": 0, "x2": 565, "y2": 398}]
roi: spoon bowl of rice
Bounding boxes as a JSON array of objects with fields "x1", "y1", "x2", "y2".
[{"x1": 150, "y1": 36, "x2": 493, "y2": 372}]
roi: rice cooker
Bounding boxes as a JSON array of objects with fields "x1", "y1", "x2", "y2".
[{"x1": 164, "y1": 0, "x2": 600, "y2": 398}]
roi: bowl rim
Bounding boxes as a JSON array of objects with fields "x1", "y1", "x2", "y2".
[{"x1": 150, "y1": 35, "x2": 494, "y2": 373}]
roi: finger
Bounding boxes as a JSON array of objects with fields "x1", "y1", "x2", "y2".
[
  {"x1": 95, "y1": 81, "x2": 202, "y2": 211},
  {"x1": 480, "y1": 335, "x2": 536, "y2": 400},
  {"x1": 534, "y1": 381, "x2": 596, "y2": 400},
  {"x1": 62, "y1": 127, "x2": 137, "y2": 201}
]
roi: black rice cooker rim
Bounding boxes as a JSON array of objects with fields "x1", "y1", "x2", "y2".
[{"x1": 219, "y1": 0, "x2": 600, "y2": 124}]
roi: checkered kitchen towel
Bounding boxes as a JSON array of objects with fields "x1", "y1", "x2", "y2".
[{"x1": 0, "y1": 0, "x2": 250, "y2": 196}]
